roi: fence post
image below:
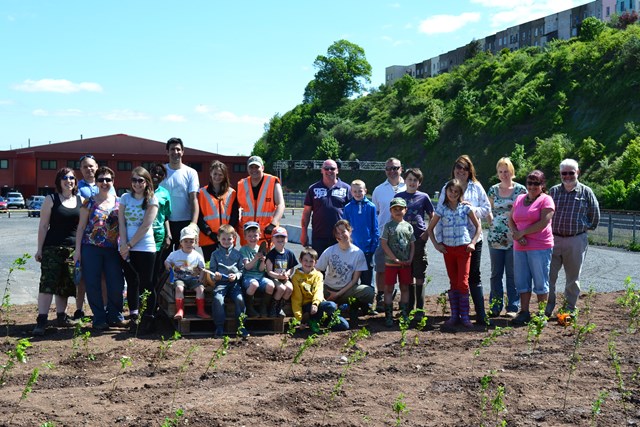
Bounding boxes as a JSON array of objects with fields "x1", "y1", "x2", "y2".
[
  {"x1": 608, "y1": 212, "x2": 613, "y2": 244},
  {"x1": 634, "y1": 213, "x2": 637, "y2": 244}
]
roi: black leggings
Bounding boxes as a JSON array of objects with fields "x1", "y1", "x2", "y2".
[{"x1": 123, "y1": 251, "x2": 157, "y2": 316}]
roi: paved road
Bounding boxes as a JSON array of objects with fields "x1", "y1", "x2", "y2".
[{"x1": 2, "y1": 210, "x2": 639, "y2": 305}]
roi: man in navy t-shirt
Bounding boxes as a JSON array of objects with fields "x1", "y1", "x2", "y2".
[{"x1": 301, "y1": 159, "x2": 352, "y2": 256}]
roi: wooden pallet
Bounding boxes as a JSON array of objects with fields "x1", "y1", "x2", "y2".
[{"x1": 158, "y1": 281, "x2": 286, "y2": 336}]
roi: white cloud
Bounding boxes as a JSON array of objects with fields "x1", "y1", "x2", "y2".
[
  {"x1": 13, "y1": 79, "x2": 103, "y2": 93},
  {"x1": 389, "y1": 3, "x2": 401, "y2": 8},
  {"x1": 162, "y1": 114, "x2": 186, "y2": 122},
  {"x1": 102, "y1": 110, "x2": 149, "y2": 121},
  {"x1": 470, "y1": 0, "x2": 584, "y2": 28},
  {"x1": 0, "y1": 99, "x2": 13, "y2": 105},
  {"x1": 195, "y1": 104, "x2": 266, "y2": 125},
  {"x1": 32, "y1": 108, "x2": 83, "y2": 117},
  {"x1": 381, "y1": 35, "x2": 412, "y2": 47},
  {"x1": 418, "y1": 12, "x2": 481, "y2": 35}
]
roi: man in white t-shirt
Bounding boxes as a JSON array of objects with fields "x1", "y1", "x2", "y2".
[
  {"x1": 161, "y1": 137, "x2": 200, "y2": 251},
  {"x1": 371, "y1": 157, "x2": 406, "y2": 311}
]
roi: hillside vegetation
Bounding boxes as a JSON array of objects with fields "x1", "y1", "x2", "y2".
[{"x1": 254, "y1": 23, "x2": 640, "y2": 209}]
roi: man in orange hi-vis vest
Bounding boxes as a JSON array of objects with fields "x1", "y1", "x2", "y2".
[{"x1": 237, "y1": 156, "x2": 285, "y2": 246}]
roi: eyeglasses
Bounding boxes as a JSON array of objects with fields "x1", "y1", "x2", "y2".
[
  {"x1": 385, "y1": 166, "x2": 401, "y2": 172},
  {"x1": 80, "y1": 154, "x2": 95, "y2": 162},
  {"x1": 526, "y1": 181, "x2": 541, "y2": 186},
  {"x1": 96, "y1": 177, "x2": 113, "y2": 183},
  {"x1": 561, "y1": 171, "x2": 576, "y2": 176},
  {"x1": 323, "y1": 167, "x2": 336, "y2": 171},
  {"x1": 455, "y1": 164, "x2": 469, "y2": 171},
  {"x1": 131, "y1": 177, "x2": 145, "y2": 184},
  {"x1": 61, "y1": 175, "x2": 76, "y2": 181}
]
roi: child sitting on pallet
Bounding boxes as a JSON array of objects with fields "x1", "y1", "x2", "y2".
[
  {"x1": 265, "y1": 226, "x2": 297, "y2": 317},
  {"x1": 240, "y1": 221, "x2": 275, "y2": 317},
  {"x1": 291, "y1": 247, "x2": 349, "y2": 333},
  {"x1": 208, "y1": 224, "x2": 247, "y2": 338},
  {"x1": 164, "y1": 226, "x2": 211, "y2": 320}
]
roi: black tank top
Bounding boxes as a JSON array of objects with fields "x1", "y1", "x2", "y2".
[{"x1": 43, "y1": 194, "x2": 81, "y2": 247}]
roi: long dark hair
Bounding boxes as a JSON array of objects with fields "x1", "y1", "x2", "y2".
[
  {"x1": 131, "y1": 166, "x2": 155, "y2": 210},
  {"x1": 54, "y1": 167, "x2": 78, "y2": 195},
  {"x1": 443, "y1": 179, "x2": 464, "y2": 210},
  {"x1": 450, "y1": 154, "x2": 478, "y2": 183},
  {"x1": 527, "y1": 170, "x2": 548, "y2": 194},
  {"x1": 208, "y1": 160, "x2": 231, "y2": 199}
]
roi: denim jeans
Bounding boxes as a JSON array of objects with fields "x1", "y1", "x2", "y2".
[
  {"x1": 303, "y1": 301, "x2": 349, "y2": 331},
  {"x1": 489, "y1": 247, "x2": 519, "y2": 313},
  {"x1": 514, "y1": 248, "x2": 552, "y2": 295},
  {"x1": 469, "y1": 240, "x2": 486, "y2": 322},
  {"x1": 211, "y1": 281, "x2": 245, "y2": 328},
  {"x1": 81, "y1": 244, "x2": 125, "y2": 325}
]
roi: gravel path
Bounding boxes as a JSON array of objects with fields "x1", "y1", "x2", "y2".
[{"x1": 2, "y1": 211, "x2": 638, "y2": 305}]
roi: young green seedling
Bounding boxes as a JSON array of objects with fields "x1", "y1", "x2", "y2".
[
  {"x1": 202, "y1": 335, "x2": 229, "y2": 377},
  {"x1": 0, "y1": 337, "x2": 32, "y2": 386},
  {"x1": 391, "y1": 393, "x2": 409, "y2": 426}
]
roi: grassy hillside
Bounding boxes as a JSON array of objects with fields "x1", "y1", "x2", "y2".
[{"x1": 254, "y1": 24, "x2": 640, "y2": 209}]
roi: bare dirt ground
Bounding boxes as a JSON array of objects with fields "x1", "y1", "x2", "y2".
[{"x1": 0, "y1": 291, "x2": 639, "y2": 427}]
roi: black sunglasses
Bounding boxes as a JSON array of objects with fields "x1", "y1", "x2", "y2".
[
  {"x1": 526, "y1": 181, "x2": 541, "y2": 186},
  {"x1": 131, "y1": 177, "x2": 145, "y2": 184},
  {"x1": 385, "y1": 166, "x2": 401, "y2": 172},
  {"x1": 61, "y1": 175, "x2": 76, "y2": 181},
  {"x1": 80, "y1": 154, "x2": 95, "y2": 162},
  {"x1": 323, "y1": 167, "x2": 336, "y2": 171},
  {"x1": 561, "y1": 171, "x2": 576, "y2": 176},
  {"x1": 96, "y1": 177, "x2": 113, "y2": 183}
]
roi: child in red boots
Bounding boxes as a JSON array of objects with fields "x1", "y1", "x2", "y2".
[
  {"x1": 164, "y1": 226, "x2": 211, "y2": 320},
  {"x1": 427, "y1": 179, "x2": 481, "y2": 328}
]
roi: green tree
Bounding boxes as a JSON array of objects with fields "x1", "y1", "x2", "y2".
[
  {"x1": 532, "y1": 134, "x2": 574, "y2": 180},
  {"x1": 303, "y1": 39, "x2": 372, "y2": 108},
  {"x1": 580, "y1": 17, "x2": 606, "y2": 41},
  {"x1": 314, "y1": 135, "x2": 342, "y2": 160}
]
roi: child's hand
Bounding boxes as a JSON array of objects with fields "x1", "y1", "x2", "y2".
[
  {"x1": 310, "y1": 304, "x2": 318, "y2": 315},
  {"x1": 466, "y1": 242, "x2": 476, "y2": 252},
  {"x1": 228, "y1": 273, "x2": 237, "y2": 282},
  {"x1": 214, "y1": 272, "x2": 222, "y2": 281},
  {"x1": 435, "y1": 243, "x2": 447, "y2": 254},
  {"x1": 299, "y1": 323, "x2": 307, "y2": 330}
]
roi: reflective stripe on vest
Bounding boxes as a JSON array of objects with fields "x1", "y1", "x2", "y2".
[
  {"x1": 241, "y1": 175, "x2": 275, "y2": 219},
  {"x1": 201, "y1": 190, "x2": 233, "y2": 223}
]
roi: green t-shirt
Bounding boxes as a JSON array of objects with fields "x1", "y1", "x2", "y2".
[{"x1": 381, "y1": 219, "x2": 415, "y2": 264}]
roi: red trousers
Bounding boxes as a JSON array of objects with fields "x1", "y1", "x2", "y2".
[{"x1": 443, "y1": 244, "x2": 471, "y2": 293}]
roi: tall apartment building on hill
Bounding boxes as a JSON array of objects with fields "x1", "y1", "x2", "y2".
[{"x1": 386, "y1": 0, "x2": 632, "y2": 85}]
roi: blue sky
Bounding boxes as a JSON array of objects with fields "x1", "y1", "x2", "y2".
[{"x1": 1, "y1": 0, "x2": 586, "y2": 155}]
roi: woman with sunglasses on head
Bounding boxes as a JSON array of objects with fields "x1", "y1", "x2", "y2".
[
  {"x1": 150, "y1": 163, "x2": 172, "y2": 291},
  {"x1": 33, "y1": 168, "x2": 82, "y2": 335},
  {"x1": 197, "y1": 160, "x2": 239, "y2": 261},
  {"x1": 508, "y1": 170, "x2": 555, "y2": 326},
  {"x1": 118, "y1": 167, "x2": 159, "y2": 334},
  {"x1": 74, "y1": 167, "x2": 126, "y2": 331},
  {"x1": 437, "y1": 155, "x2": 491, "y2": 326}
]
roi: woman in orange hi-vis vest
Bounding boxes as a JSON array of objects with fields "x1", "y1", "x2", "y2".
[
  {"x1": 197, "y1": 161, "x2": 239, "y2": 262},
  {"x1": 237, "y1": 156, "x2": 285, "y2": 246}
]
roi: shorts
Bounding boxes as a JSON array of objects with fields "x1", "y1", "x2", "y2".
[
  {"x1": 514, "y1": 248, "x2": 552, "y2": 295},
  {"x1": 412, "y1": 238, "x2": 428, "y2": 279},
  {"x1": 385, "y1": 265, "x2": 412, "y2": 288},
  {"x1": 174, "y1": 277, "x2": 203, "y2": 291},
  {"x1": 374, "y1": 245, "x2": 386, "y2": 273},
  {"x1": 242, "y1": 276, "x2": 274, "y2": 293},
  {"x1": 39, "y1": 246, "x2": 76, "y2": 298}
]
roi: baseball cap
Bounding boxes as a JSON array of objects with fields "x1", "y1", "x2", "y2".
[
  {"x1": 272, "y1": 226, "x2": 288, "y2": 237},
  {"x1": 180, "y1": 226, "x2": 198, "y2": 241},
  {"x1": 243, "y1": 221, "x2": 260, "y2": 231},
  {"x1": 390, "y1": 197, "x2": 407, "y2": 208},
  {"x1": 247, "y1": 156, "x2": 264, "y2": 167}
]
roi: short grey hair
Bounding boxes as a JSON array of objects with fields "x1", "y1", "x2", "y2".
[{"x1": 560, "y1": 158, "x2": 579, "y2": 171}]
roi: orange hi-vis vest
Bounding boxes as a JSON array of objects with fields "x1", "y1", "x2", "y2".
[
  {"x1": 198, "y1": 187, "x2": 236, "y2": 246},
  {"x1": 237, "y1": 173, "x2": 279, "y2": 245}
]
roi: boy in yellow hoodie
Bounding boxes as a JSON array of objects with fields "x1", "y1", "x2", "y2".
[{"x1": 291, "y1": 247, "x2": 349, "y2": 333}]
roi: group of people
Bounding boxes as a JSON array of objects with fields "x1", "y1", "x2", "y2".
[{"x1": 33, "y1": 136, "x2": 600, "y2": 337}]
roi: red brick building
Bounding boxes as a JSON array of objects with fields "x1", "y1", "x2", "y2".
[{"x1": 0, "y1": 134, "x2": 249, "y2": 197}]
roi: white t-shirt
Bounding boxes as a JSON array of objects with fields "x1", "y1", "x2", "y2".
[
  {"x1": 120, "y1": 193, "x2": 159, "y2": 252},
  {"x1": 316, "y1": 243, "x2": 368, "y2": 290},
  {"x1": 372, "y1": 178, "x2": 406, "y2": 236},
  {"x1": 165, "y1": 249, "x2": 205, "y2": 281},
  {"x1": 162, "y1": 164, "x2": 200, "y2": 222}
]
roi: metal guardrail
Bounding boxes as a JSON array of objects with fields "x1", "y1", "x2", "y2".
[{"x1": 590, "y1": 210, "x2": 639, "y2": 246}]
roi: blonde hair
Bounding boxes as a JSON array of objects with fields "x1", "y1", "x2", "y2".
[
  {"x1": 218, "y1": 224, "x2": 237, "y2": 239},
  {"x1": 351, "y1": 179, "x2": 366, "y2": 188},
  {"x1": 496, "y1": 157, "x2": 515, "y2": 176}
]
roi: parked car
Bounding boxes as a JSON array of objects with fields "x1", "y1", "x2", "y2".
[
  {"x1": 27, "y1": 197, "x2": 45, "y2": 217},
  {"x1": 6, "y1": 192, "x2": 25, "y2": 209},
  {"x1": 0, "y1": 196, "x2": 7, "y2": 212},
  {"x1": 26, "y1": 195, "x2": 45, "y2": 210}
]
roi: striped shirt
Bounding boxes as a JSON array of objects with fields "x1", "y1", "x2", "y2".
[{"x1": 549, "y1": 182, "x2": 600, "y2": 236}]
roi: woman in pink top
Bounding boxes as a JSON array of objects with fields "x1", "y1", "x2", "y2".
[{"x1": 508, "y1": 170, "x2": 555, "y2": 326}]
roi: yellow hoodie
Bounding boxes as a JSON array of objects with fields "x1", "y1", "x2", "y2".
[{"x1": 290, "y1": 268, "x2": 325, "y2": 321}]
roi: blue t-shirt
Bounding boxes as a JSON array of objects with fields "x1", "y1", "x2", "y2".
[
  {"x1": 303, "y1": 179, "x2": 351, "y2": 240},
  {"x1": 266, "y1": 247, "x2": 298, "y2": 275},
  {"x1": 396, "y1": 190, "x2": 434, "y2": 239}
]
